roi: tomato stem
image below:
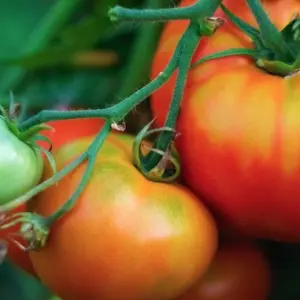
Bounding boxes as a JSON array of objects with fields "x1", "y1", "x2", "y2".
[
  {"x1": 108, "y1": 0, "x2": 221, "y2": 23},
  {"x1": 144, "y1": 22, "x2": 200, "y2": 172},
  {"x1": 19, "y1": 45, "x2": 180, "y2": 131},
  {"x1": 140, "y1": 15, "x2": 224, "y2": 176},
  {"x1": 116, "y1": 0, "x2": 171, "y2": 100},
  {"x1": 45, "y1": 120, "x2": 112, "y2": 225}
]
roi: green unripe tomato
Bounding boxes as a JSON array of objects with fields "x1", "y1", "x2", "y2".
[{"x1": 0, "y1": 118, "x2": 43, "y2": 204}]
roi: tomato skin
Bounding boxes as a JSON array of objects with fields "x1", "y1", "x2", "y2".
[
  {"x1": 28, "y1": 133, "x2": 218, "y2": 300},
  {"x1": 151, "y1": 0, "x2": 300, "y2": 241},
  {"x1": 176, "y1": 242, "x2": 270, "y2": 300}
]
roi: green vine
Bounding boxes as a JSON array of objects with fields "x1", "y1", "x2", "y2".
[{"x1": 2, "y1": 0, "x2": 300, "y2": 252}]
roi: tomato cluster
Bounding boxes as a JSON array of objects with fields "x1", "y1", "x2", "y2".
[{"x1": 3, "y1": 0, "x2": 300, "y2": 299}]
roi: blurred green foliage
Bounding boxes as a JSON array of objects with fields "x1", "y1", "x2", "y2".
[
  {"x1": 0, "y1": 260, "x2": 51, "y2": 300},
  {"x1": 0, "y1": 0, "x2": 169, "y2": 298},
  {"x1": 0, "y1": 0, "x2": 168, "y2": 115}
]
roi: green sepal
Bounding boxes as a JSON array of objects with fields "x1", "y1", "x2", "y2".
[
  {"x1": 256, "y1": 58, "x2": 293, "y2": 76},
  {"x1": 30, "y1": 134, "x2": 53, "y2": 152},
  {"x1": 18, "y1": 124, "x2": 53, "y2": 142},
  {"x1": 30, "y1": 143, "x2": 57, "y2": 176},
  {"x1": 245, "y1": 0, "x2": 294, "y2": 62},
  {"x1": 281, "y1": 19, "x2": 300, "y2": 58},
  {"x1": 133, "y1": 120, "x2": 181, "y2": 183}
]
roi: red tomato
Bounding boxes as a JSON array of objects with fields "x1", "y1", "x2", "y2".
[
  {"x1": 28, "y1": 133, "x2": 218, "y2": 300},
  {"x1": 176, "y1": 241, "x2": 270, "y2": 300},
  {"x1": 151, "y1": 0, "x2": 300, "y2": 241}
]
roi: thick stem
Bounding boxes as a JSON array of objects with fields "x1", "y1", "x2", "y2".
[
  {"x1": 108, "y1": 0, "x2": 222, "y2": 22},
  {"x1": 45, "y1": 120, "x2": 112, "y2": 225},
  {"x1": 145, "y1": 22, "x2": 200, "y2": 170},
  {"x1": 19, "y1": 42, "x2": 181, "y2": 131},
  {"x1": 116, "y1": 0, "x2": 170, "y2": 100}
]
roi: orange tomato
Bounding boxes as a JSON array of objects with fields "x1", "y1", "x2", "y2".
[
  {"x1": 28, "y1": 133, "x2": 218, "y2": 300},
  {"x1": 151, "y1": 0, "x2": 300, "y2": 241},
  {"x1": 176, "y1": 242, "x2": 270, "y2": 300}
]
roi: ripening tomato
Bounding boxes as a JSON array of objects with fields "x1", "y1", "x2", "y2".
[
  {"x1": 28, "y1": 133, "x2": 218, "y2": 300},
  {"x1": 7, "y1": 117, "x2": 104, "y2": 276},
  {"x1": 176, "y1": 242, "x2": 270, "y2": 300},
  {"x1": 0, "y1": 114, "x2": 44, "y2": 276},
  {"x1": 151, "y1": 0, "x2": 300, "y2": 241}
]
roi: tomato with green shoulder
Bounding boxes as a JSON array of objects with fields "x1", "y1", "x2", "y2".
[
  {"x1": 27, "y1": 132, "x2": 218, "y2": 300},
  {"x1": 6, "y1": 116, "x2": 104, "y2": 276}
]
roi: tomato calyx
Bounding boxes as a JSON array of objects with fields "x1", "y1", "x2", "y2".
[
  {"x1": 192, "y1": 2, "x2": 300, "y2": 77},
  {"x1": 0, "y1": 102, "x2": 57, "y2": 176},
  {"x1": 0, "y1": 211, "x2": 49, "y2": 252},
  {"x1": 133, "y1": 120, "x2": 181, "y2": 182},
  {"x1": 0, "y1": 104, "x2": 52, "y2": 145}
]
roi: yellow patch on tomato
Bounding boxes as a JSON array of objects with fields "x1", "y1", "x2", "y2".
[
  {"x1": 209, "y1": 31, "x2": 245, "y2": 51},
  {"x1": 237, "y1": 80, "x2": 277, "y2": 169},
  {"x1": 189, "y1": 69, "x2": 278, "y2": 170},
  {"x1": 281, "y1": 77, "x2": 300, "y2": 173}
]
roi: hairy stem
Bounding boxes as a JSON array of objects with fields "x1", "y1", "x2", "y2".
[
  {"x1": 19, "y1": 42, "x2": 181, "y2": 130},
  {"x1": 45, "y1": 120, "x2": 112, "y2": 225},
  {"x1": 116, "y1": 0, "x2": 170, "y2": 100},
  {"x1": 145, "y1": 22, "x2": 200, "y2": 170},
  {"x1": 108, "y1": 0, "x2": 222, "y2": 22},
  {"x1": 246, "y1": 0, "x2": 294, "y2": 61}
]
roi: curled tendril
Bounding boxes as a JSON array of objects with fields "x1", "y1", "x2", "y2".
[
  {"x1": 0, "y1": 212, "x2": 49, "y2": 252},
  {"x1": 133, "y1": 119, "x2": 181, "y2": 183}
]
